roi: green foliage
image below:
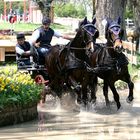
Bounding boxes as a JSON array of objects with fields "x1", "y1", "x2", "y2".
[
  {"x1": 0, "y1": 22, "x2": 40, "y2": 31},
  {"x1": 0, "y1": 22, "x2": 68, "y2": 31},
  {"x1": 125, "y1": 6, "x2": 134, "y2": 19},
  {"x1": 0, "y1": 1, "x2": 26, "y2": 15},
  {"x1": 136, "y1": 52, "x2": 140, "y2": 68},
  {"x1": 77, "y1": 5, "x2": 87, "y2": 18},
  {"x1": 0, "y1": 1, "x2": 3, "y2": 14},
  {"x1": 54, "y1": 3, "x2": 86, "y2": 18},
  {"x1": 0, "y1": 66, "x2": 43, "y2": 110}
]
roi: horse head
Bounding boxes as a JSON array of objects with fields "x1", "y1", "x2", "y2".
[
  {"x1": 76, "y1": 17, "x2": 99, "y2": 48},
  {"x1": 105, "y1": 17, "x2": 124, "y2": 53}
]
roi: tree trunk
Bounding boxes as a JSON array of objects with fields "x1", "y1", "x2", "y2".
[
  {"x1": 35, "y1": 0, "x2": 53, "y2": 18},
  {"x1": 127, "y1": 0, "x2": 140, "y2": 52},
  {"x1": 132, "y1": 0, "x2": 140, "y2": 52},
  {"x1": 132, "y1": 0, "x2": 140, "y2": 27},
  {"x1": 95, "y1": 0, "x2": 127, "y2": 38},
  {"x1": 92, "y1": 0, "x2": 96, "y2": 16}
]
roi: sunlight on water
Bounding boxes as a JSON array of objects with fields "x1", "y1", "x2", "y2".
[{"x1": 36, "y1": 87, "x2": 140, "y2": 140}]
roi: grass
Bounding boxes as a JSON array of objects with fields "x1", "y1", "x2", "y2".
[{"x1": 0, "y1": 21, "x2": 70, "y2": 32}]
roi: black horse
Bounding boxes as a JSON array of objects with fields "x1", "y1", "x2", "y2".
[
  {"x1": 89, "y1": 17, "x2": 134, "y2": 109},
  {"x1": 44, "y1": 17, "x2": 99, "y2": 105}
]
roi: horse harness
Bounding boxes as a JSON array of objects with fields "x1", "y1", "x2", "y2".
[
  {"x1": 90, "y1": 44, "x2": 128, "y2": 73},
  {"x1": 56, "y1": 23, "x2": 100, "y2": 74}
]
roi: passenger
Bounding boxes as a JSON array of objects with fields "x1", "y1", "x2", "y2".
[
  {"x1": 16, "y1": 33, "x2": 33, "y2": 66},
  {"x1": 29, "y1": 16, "x2": 72, "y2": 65}
]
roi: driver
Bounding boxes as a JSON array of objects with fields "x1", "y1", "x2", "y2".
[{"x1": 29, "y1": 16, "x2": 72, "y2": 65}]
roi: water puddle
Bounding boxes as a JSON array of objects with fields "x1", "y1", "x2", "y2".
[{"x1": 0, "y1": 86, "x2": 140, "y2": 140}]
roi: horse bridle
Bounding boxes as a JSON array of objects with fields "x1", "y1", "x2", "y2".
[
  {"x1": 107, "y1": 24, "x2": 124, "y2": 53},
  {"x1": 81, "y1": 24, "x2": 98, "y2": 45},
  {"x1": 67, "y1": 24, "x2": 98, "y2": 50},
  {"x1": 82, "y1": 24, "x2": 98, "y2": 36},
  {"x1": 108, "y1": 24, "x2": 122, "y2": 43}
]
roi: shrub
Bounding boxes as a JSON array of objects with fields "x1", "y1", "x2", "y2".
[{"x1": 0, "y1": 66, "x2": 43, "y2": 110}]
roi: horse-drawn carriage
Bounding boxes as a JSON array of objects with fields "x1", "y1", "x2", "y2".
[
  {"x1": 17, "y1": 17, "x2": 134, "y2": 110},
  {"x1": 17, "y1": 57, "x2": 49, "y2": 86}
]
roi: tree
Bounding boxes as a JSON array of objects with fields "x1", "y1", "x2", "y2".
[
  {"x1": 0, "y1": 1, "x2": 4, "y2": 14},
  {"x1": 130, "y1": 0, "x2": 140, "y2": 28},
  {"x1": 132, "y1": 0, "x2": 140, "y2": 52},
  {"x1": 92, "y1": 0, "x2": 96, "y2": 16},
  {"x1": 95, "y1": 0, "x2": 127, "y2": 38},
  {"x1": 34, "y1": 0, "x2": 53, "y2": 17},
  {"x1": 127, "y1": 0, "x2": 140, "y2": 52}
]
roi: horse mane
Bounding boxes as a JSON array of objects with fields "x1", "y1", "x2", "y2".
[{"x1": 69, "y1": 28, "x2": 84, "y2": 48}]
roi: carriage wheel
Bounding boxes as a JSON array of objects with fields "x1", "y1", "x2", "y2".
[
  {"x1": 34, "y1": 75, "x2": 45, "y2": 85},
  {"x1": 34, "y1": 75, "x2": 49, "y2": 86},
  {"x1": 35, "y1": 75, "x2": 46, "y2": 104}
]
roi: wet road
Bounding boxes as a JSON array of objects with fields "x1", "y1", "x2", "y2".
[{"x1": 0, "y1": 81, "x2": 140, "y2": 140}]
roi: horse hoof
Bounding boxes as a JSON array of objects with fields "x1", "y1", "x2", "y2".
[
  {"x1": 77, "y1": 99, "x2": 82, "y2": 105},
  {"x1": 117, "y1": 103, "x2": 121, "y2": 110},
  {"x1": 126, "y1": 96, "x2": 134, "y2": 103}
]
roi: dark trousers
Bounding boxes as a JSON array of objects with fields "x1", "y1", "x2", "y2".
[{"x1": 37, "y1": 47, "x2": 50, "y2": 65}]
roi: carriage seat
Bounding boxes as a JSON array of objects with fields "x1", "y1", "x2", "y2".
[{"x1": 17, "y1": 56, "x2": 37, "y2": 69}]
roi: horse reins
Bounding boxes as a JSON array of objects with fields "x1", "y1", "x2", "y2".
[{"x1": 68, "y1": 46, "x2": 91, "y2": 50}]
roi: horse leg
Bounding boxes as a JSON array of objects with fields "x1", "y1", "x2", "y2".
[
  {"x1": 127, "y1": 80, "x2": 134, "y2": 103},
  {"x1": 68, "y1": 76, "x2": 82, "y2": 104},
  {"x1": 109, "y1": 83, "x2": 121, "y2": 110},
  {"x1": 48, "y1": 77, "x2": 63, "y2": 98},
  {"x1": 103, "y1": 80, "x2": 110, "y2": 107},
  {"x1": 121, "y1": 73, "x2": 134, "y2": 103},
  {"x1": 90, "y1": 76, "x2": 98, "y2": 104},
  {"x1": 81, "y1": 81, "x2": 88, "y2": 106}
]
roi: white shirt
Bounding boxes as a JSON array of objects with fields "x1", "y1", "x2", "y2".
[
  {"x1": 16, "y1": 44, "x2": 25, "y2": 55},
  {"x1": 16, "y1": 43, "x2": 30, "y2": 55},
  {"x1": 29, "y1": 28, "x2": 62, "y2": 46}
]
